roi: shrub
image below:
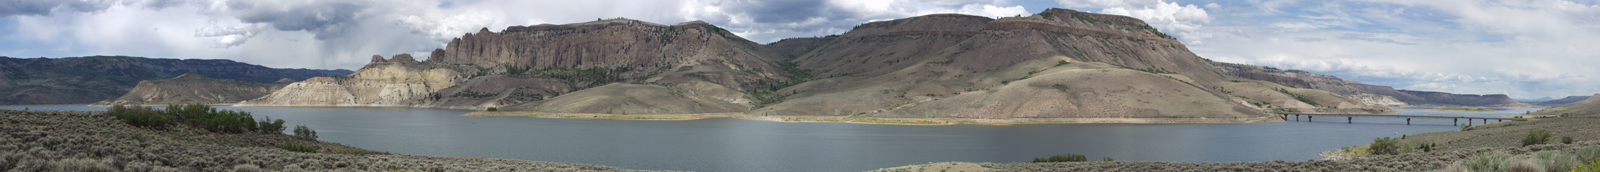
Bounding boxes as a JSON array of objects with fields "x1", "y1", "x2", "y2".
[
  {"x1": 293, "y1": 125, "x2": 318, "y2": 140},
  {"x1": 277, "y1": 143, "x2": 316, "y2": 153},
  {"x1": 1102, "y1": 157, "x2": 1114, "y2": 161},
  {"x1": 486, "y1": 107, "x2": 498, "y2": 111},
  {"x1": 1032, "y1": 154, "x2": 1088, "y2": 163},
  {"x1": 257, "y1": 116, "x2": 286, "y2": 134},
  {"x1": 1467, "y1": 151, "x2": 1511, "y2": 172},
  {"x1": 1463, "y1": 123, "x2": 1474, "y2": 131},
  {"x1": 1566, "y1": 136, "x2": 1576, "y2": 144},
  {"x1": 1579, "y1": 146, "x2": 1600, "y2": 163},
  {"x1": 1370, "y1": 137, "x2": 1401, "y2": 155},
  {"x1": 168, "y1": 103, "x2": 259, "y2": 133},
  {"x1": 107, "y1": 105, "x2": 175, "y2": 128},
  {"x1": 1523, "y1": 129, "x2": 1553, "y2": 146},
  {"x1": 1509, "y1": 158, "x2": 1545, "y2": 172},
  {"x1": 1535, "y1": 151, "x2": 1578, "y2": 172},
  {"x1": 1576, "y1": 157, "x2": 1600, "y2": 172}
]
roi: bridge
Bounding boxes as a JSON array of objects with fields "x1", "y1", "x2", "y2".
[{"x1": 1279, "y1": 113, "x2": 1517, "y2": 125}]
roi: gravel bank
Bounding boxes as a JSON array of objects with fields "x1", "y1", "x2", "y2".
[{"x1": 0, "y1": 109, "x2": 650, "y2": 171}]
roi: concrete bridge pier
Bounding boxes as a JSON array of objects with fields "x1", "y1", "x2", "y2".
[{"x1": 1348, "y1": 117, "x2": 1352, "y2": 124}]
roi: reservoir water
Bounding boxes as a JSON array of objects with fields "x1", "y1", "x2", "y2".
[{"x1": 3, "y1": 105, "x2": 1539, "y2": 172}]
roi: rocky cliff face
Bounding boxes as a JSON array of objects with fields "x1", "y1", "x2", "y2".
[
  {"x1": 428, "y1": 20, "x2": 789, "y2": 90},
  {"x1": 1213, "y1": 61, "x2": 1532, "y2": 107},
  {"x1": 0, "y1": 56, "x2": 347, "y2": 105},
  {"x1": 236, "y1": 54, "x2": 461, "y2": 107},
  {"x1": 91, "y1": 73, "x2": 289, "y2": 106}
]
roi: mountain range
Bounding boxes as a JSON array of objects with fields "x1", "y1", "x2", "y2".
[
  {"x1": 229, "y1": 9, "x2": 1386, "y2": 122},
  {"x1": 0, "y1": 56, "x2": 350, "y2": 105}
]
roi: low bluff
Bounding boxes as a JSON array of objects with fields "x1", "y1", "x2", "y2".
[{"x1": 92, "y1": 73, "x2": 291, "y2": 106}]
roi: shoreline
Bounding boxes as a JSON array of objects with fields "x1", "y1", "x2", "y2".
[{"x1": 462, "y1": 111, "x2": 1285, "y2": 125}]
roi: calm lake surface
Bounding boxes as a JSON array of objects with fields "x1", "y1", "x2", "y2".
[{"x1": 3, "y1": 105, "x2": 1540, "y2": 172}]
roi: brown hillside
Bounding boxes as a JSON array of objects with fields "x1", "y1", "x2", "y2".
[
  {"x1": 91, "y1": 73, "x2": 289, "y2": 106},
  {"x1": 764, "y1": 36, "x2": 837, "y2": 58},
  {"x1": 755, "y1": 9, "x2": 1375, "y2": 119}
]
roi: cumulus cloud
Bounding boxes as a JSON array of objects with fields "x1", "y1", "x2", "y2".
[
  {"x1": 1056, "y1": 0, "x2": 1214, "y2": 44},
  {"x1": 1192, "y1": 0, "x2": 1600, "y2": 98},
  {"x1": 194, "y1": 23, "x2": 266, "y2": 48}
]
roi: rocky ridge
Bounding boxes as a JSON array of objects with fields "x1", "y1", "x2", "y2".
[
  {"x1": 91, "y1": 73, "x2": 290, "y2": 106},
  {"x1": 1212, "y1": 61, "x2": 1533, "y2": 107},
  {"x1": 0, "y1": 56, "x2": 349, "y2": 105},
  {"x1": 1523, "y1": 95, "x2": 1593, "y2": 106}
]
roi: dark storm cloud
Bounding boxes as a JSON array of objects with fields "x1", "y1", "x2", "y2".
[
  {"x1": 0, "y1": 0, "x2": 113, "y2": 17},
  {"x1": 227, "y1": 0, "x2": 372, "y2": 39},
  {"x1": 140, "y1": 0, "x2": 187, "y2": 9},
  {"x1": 740, "y1": 0, "x2": 832, "y2": 23}
]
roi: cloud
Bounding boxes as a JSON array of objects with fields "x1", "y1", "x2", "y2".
[
  {"x1": 1191, "y1": 0, "x2": 1600, "y2": 98},
  {"x1": 0, "y1": 0, "x2": 115, "y2": 17},
  {"x1": 194, "y1": 23, "x2": 267, "y2": 48},
  {"x1": 1056, "y1": 0, "x2": 1213, "y2": 44},
  {"x1": 227, "y1": 0, "x2": 374, "y2": 39},
  {"x1": 1333, "y1": 33, "x2": 1414, "y2": 45}
]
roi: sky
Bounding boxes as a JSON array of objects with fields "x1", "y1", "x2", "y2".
[{"x1": 1, "y1": 0, "x2": 1597, "y2": 99}]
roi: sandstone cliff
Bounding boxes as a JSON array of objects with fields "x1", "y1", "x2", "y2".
[
  {"x1": 235, "y1": 54, "x2": 461, "y2": 107},
  {"x1": 90, "y1": 73, "x2": 289, "y2": 106}
]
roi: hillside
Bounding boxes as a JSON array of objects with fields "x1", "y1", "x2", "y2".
[
  {"x1": 1213, "y1": 62, "x2": 1533, "y2": 107},
  {"x1": 1524, "y1": 95, "x2": 1593, "y2": 106},
  {"x1": 91, "y1": 73, "x2": 291, "y2": 106},
  {"x1": 238, "y1": 9, "x2": 1383, "y2": 122},
  {"x1": 752, "y1": 9, "x2": 1377, "y2": 120},
  {"x1": 0, "y1": 56, "x2": 349, "y2": 105}
]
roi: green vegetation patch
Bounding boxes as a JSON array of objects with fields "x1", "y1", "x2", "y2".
[
  {"x1": 1522, "y1": 129, "x2": 1553, "y2": 146},
  {"x1": 108, "y1": 104, "x2": 282, "y2": 133},
  {"x1": 277, "y1": 143, "x2": 317, "y2": 153},
  {"x1": 1275, "y1": 88, "x2": 1320, "y2": 107},
  {"x1": 1031, "y1": 154, "x2": 1088, "y2": 163}
]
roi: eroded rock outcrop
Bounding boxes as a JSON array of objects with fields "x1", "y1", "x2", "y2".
[{"x1": 236, "y1": 54, "x2": 460, "y2": 107}]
